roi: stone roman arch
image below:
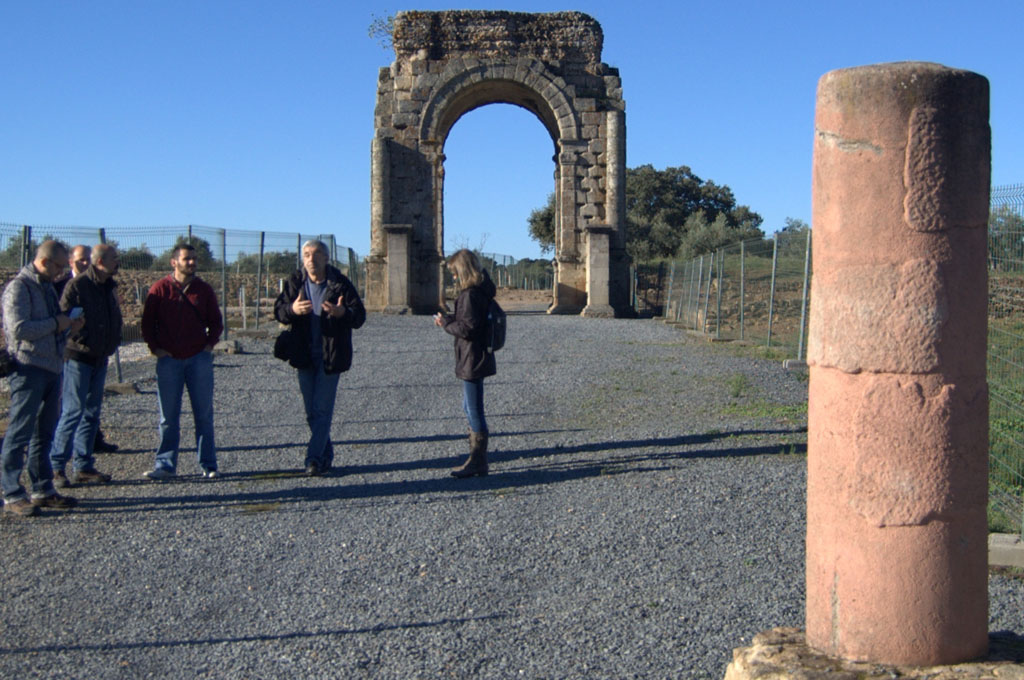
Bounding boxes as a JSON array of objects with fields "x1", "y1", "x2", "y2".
[{"x1": 365, "y1": 10, "x2": 629, "y2": 316}]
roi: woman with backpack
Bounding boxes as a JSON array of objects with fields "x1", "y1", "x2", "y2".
[{"x1": 434, "y1": 249, "x2": 497, "y2": 478}]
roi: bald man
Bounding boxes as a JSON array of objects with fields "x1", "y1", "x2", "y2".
[
  {"x1": 54, "y1": 244, "x2": 90, "y2": 299},
  {"x1": 1, "y1": 241, "x2": 83, "y2": 516}
]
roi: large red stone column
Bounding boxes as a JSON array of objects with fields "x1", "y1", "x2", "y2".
[{"x1": 806, "y1": 62, "x2": 990, "y2": 666}]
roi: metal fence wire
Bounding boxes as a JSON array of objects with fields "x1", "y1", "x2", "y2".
[
  {"x1": 651, "y1": 227, "x2": 813, "y2": 356},
  {"x1": 0, "y1": 222, "x2": 364, "y2": 344},
  {"x1": 442, "y1": 251, "x2": 554, "y2": 300},
  {"x1": 646, "y1": 183, "x2": 1024, "y2": 537},
  {"x1": 988, "y1": 183, "x2": 1024, "y2": 536}
]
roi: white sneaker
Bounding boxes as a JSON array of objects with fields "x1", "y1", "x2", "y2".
[{"x1": 143, "y1": 468, "x2": 175, "y2": 481}]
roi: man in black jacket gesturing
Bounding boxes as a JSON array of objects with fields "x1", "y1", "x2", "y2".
[{"x1": 274, "y1": 240, "x2": 365, "y2": 476}]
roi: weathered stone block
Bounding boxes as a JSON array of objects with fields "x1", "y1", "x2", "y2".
[
  {"x1": 370, "y1": 10, "x2": 628, "y2": 316},
  {"x1": 391, "y1": 113, "x2": 418, "y2": 129},
  {"x1": 575, "y1": 97, "x2": 597, "y2": 112}
]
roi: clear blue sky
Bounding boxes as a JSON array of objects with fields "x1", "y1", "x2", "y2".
[{"x1": 2, "y1": 1, "x2": 1021, "y2": 260}]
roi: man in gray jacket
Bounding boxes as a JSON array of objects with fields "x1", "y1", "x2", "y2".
[
  {"x1": 49, "y1": 244, "x2": 123, "y2": 487},
  {"x1": 1, "y1": 240, "x2": 85, "y2": 516}
]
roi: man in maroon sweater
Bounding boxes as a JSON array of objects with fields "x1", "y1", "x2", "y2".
[{"x1": 140, "y1": 244, "x2": 223, "y2": 480}]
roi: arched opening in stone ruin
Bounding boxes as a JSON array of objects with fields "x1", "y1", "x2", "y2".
[
  {"x1": 441, "y1": 102, "x2": 557, "y2": 274},
  {"x1": 367, "y1": 11, "x2": 628, "y2": 316}
]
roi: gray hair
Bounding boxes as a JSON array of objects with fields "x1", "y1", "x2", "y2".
[{"x1": 301, "y1": 239, "x2": 329, "y2": 257}]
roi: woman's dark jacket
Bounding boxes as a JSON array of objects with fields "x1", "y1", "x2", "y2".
[
  {"x1": 274, "y1": 265, "x2": 366, "y2": 374},
  {"x1": 442, "y1": 271, "x2": 497, "y2": 380}
]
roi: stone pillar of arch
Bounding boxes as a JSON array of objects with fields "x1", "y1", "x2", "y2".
[{"x1": 365, "y1": 10, "x2": 629, "y2": 316}]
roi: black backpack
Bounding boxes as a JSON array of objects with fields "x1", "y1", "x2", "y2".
[{"x1": 485, "y1": 299, "x2": 506, "y2": 353}]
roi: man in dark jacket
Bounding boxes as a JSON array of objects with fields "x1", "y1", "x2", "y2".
[
  {"x1": 49, "y1": 244, "x2": 123, "y2": 486},
  {"x1": 54, "y1": 244, "x2": 119, "y2": 454},
  {"x1": 274, "y1": 239, "x2": 365, "y2": 476}
]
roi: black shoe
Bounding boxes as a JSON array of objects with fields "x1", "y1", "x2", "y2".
[
  {"x1": 30, "y1": 492, "x2": 78, "y2": 509},
  {"x1": 71, "y1": 469, "x2": 112, "y2": 485},
  {"x1": 304, "y1": 462, "x2": 321, "y2": 477},
  {"x1": 53, "y1": 470, "x2": 71, "y2": 489}
]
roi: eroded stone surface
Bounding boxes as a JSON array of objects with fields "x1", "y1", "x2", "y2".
[
  {"x1": 724, "y1": 628, "x2": 1024, "y2": 680},
  {"x1": 807, "y1": 62, "x2": 990, "y2": 665}
]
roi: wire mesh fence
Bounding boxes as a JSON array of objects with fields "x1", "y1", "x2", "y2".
[
  {"x1": 644, "y1": 183, "x2": 1024, "y2": 536},
  {"x1": 442, "y1": 251, "x2": 554, "y2": 300},
  {"x1": 988, "y1": 183, "x2": 1024, "y2": 536},
  {"x1": 648, "y1": 228, "x2": 812, "y2": 358},
  {"x1": 0, "y1": 222, "x2": 364, "y2": 343}
]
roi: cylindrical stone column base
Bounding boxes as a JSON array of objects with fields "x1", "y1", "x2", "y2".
[{"x1": 806, "y1": 62, "x2": 990, "y2": 666}]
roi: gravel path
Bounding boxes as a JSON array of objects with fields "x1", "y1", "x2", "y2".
[{"x1": 1, "y1": 312, "x2": 1021, "y2": 679}]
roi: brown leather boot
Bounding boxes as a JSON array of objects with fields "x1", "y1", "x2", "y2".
[{"x1": 451, "y1": 431, "x2": 489, "y2": 478}]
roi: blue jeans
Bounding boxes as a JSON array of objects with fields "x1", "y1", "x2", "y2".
[
  {"x1": 462, "y1": 378, "x2": 487, "y2": 434},
  {"x1": 2, "y1": 364, "x2": 61, "y2": 500},
  {"x1": 154, "y1": 351, "x2": 216, "y2": 473},
  {"x1": 49, "y1": 357, "x2": 108, "y2": 473},
  {"x1": 297, "y1": 357, "x2": 340, "y2": 467}
]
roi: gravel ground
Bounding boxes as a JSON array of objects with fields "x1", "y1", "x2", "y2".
[{"x1": 1, "y1": 311, "x2": 1021, "y2": 679}]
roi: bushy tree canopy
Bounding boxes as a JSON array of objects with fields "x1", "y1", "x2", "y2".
[
  {"x1": 989, "y1": 206, "x2": 1024, "y2": 270},
  {"x1": 152, "y1": 237, "x2": 218, "y2": 271},
  {"x1": 526, "y1": 164, "x2": 763, "y2": 262},
  {"x1": 233, "y1": 250, "x2": 299, "y2": 275}
]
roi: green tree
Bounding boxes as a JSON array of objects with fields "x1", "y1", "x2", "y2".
[
  {"x1": 527, "y1": 194, "x2": 557, "y2": 254},
  {"x1": 989, "y1": 206, "x2": 1024, "y2": 271},
  {"x1": 152, "y1": 237, "x2": 218, "y2": 271},
  {"x1": 0, "y1": 233, "x2": 39, "y2": 268},
  {"x1": 0, "y1": 233, "x2": 68, "y2": 268},
  {"x1": 526, "y1": 164, "x2": 764, "y2": 261},
  {"x1": 119, "y1": 244, "x2": 156, "y2": 270},
  {"x1": 233, "y1": 250, "x2": 300, "y2": 275},
  {"x1": 775, "y1": 217, "x2": 810, "y2": 257}
]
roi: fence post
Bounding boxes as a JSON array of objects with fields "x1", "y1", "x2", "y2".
[
  {"x1": 702, "y1": 255, "x2": 714, "y2": 334},
  {"x1": 348, "y1": 248, "x2": 358, "y2": 291},
  {"x1": 655, "y1": 261, "x2": 665, "y2": 311},
  {"x1": 693, "y1": 255, "x2": 705, "y2": 329},
  {"x1": 296, "y1": 233, "x2": 302, "y2": 270},
  {"x1": 220, "y1": 229, "x2": 228, "y2": 340},
  {"x1": 739, "y1": 240, "x2": 746, "y2": 341},
  {"x1": 21, "y1": 225, "x2": 31, "y2": 267},
  {"x1": 255, "y1": 232, "x2": 265, "y2": 330},
  {"x1": 240, "y1": 286, "x2": 247, "y2": 330},
  {"x1": 98, "y1": 228, "x2": 106, "y2": 245},
  {"x1": 630, "y1": 265, "x2": 637, "y2": 310},
  {"x1": 797, "y1": 226, "x2": 812, "y2": 360},
  {"x1": 767, "y1": 234, "x2": 779, "y2": 348},
  {"x1": 187, "y1": 224, "x2": 193, "y2": 246},
  {"x1": 664, "y1": 261, "x2": 675, "y2": 319},
  {"x1": 716, "y1": 249, "x2": 723, "y2": 338}
]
